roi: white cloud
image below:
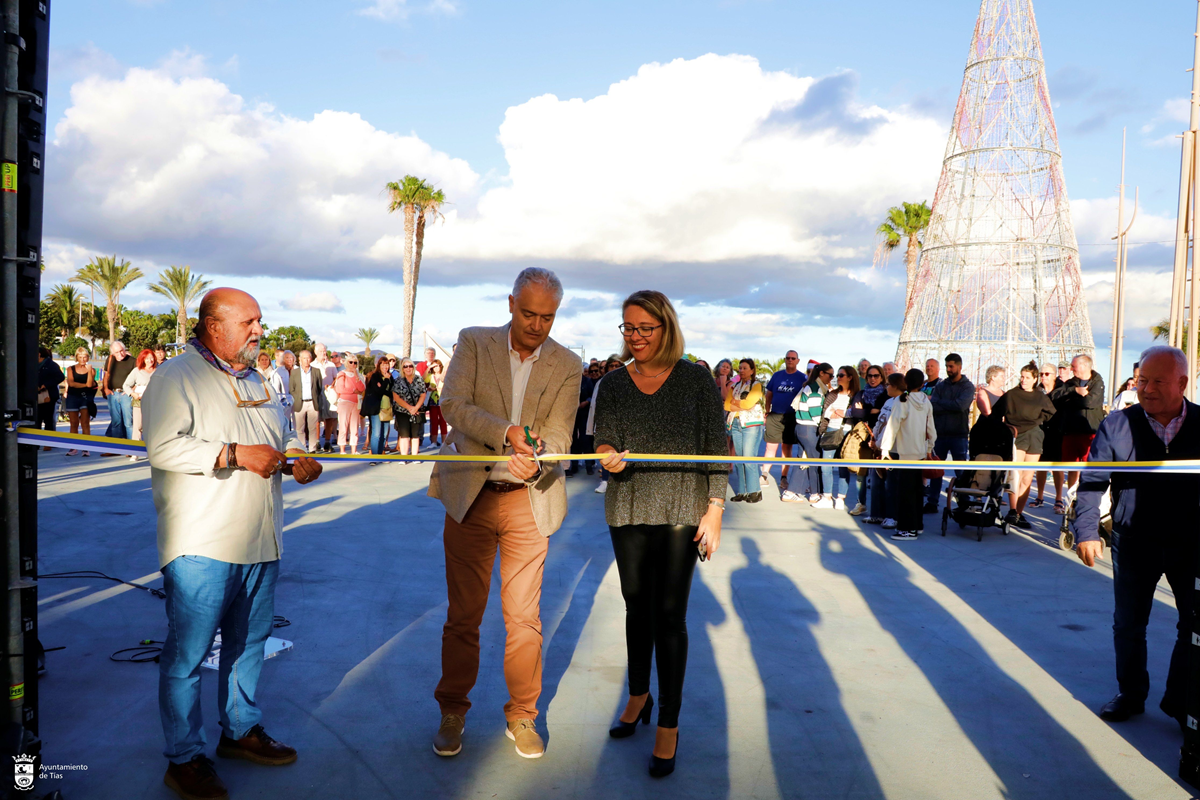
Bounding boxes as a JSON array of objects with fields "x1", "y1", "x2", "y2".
[
  {"x1": 48, "y1": 60, "x2": 479, "y2": 280},
  {"x1": 369, "y1": 56, "x2": 945, "y2": 268},
  {"x1": 280, "y1": 291, "x2": 346, "y2": 313},
  {"x1": 358, "y1": 0, "x2": 458, "y2": 21}
]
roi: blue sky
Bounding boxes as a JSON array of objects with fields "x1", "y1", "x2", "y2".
[{"x1": 42, "y1": 0, "x2": 1198, "y2": 379}]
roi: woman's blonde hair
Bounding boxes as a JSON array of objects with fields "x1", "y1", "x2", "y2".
[
  {"x1": 618, "y1": 290, "x2": 684, "y2": 370},
  {"x1": 74, "y1": 347, "x2": 90, "y2": 360}
]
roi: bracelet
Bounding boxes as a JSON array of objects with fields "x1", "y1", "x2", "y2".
[
  {"x1": 708, "y1": 499, "x2": 725, "y2": 509},
  {"x1": 227, "y1": 442, "x2": 239, "y2": 470}
]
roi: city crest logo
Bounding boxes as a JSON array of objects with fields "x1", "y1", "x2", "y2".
[{"x1": 12, "y1": 754, "x2": 34, "y2": 791}]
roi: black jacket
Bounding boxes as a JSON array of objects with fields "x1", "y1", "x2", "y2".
[
  {"x1": 1051, "y1": 370, "x2": 1105, "y2": 435},
  {"x1": 37, "y1": 357, "x2": 65, "y2": 400},
  {"x1": 929, "y1": 375, "x2": 975, "y2": 437}
]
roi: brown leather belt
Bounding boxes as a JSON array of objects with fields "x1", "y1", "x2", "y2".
[{"x1": 483, "y1": 481, "x2": 527, "y2": 494}]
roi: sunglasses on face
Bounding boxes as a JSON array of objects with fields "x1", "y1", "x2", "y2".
[
  {"x1": 867, "y1": 372, "x2": 881, "y2": 379},
  {"x1": 1040, "y1": 371, "x2": 1054, "y2": 376}
]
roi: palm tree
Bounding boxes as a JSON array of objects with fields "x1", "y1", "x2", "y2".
[
  {"x1": 46, "y1": 284, "x2": 82, "y2": 338},
  {"x1": 873, "y1": 201, "x2": 932, "y2": 312},
  {"x1": 72, "y1": 255, "x2": 144, "y2": 345},
  {"x1": 356, "y1": 327, "x2": 379, "y2": 356},
  {"x1": 386, "y1": 175, "x2": 445, "y2": 358},
  {"x1": 148, "y1": 265, "x2": 212, "y2": 344},
  {"x1": 1152, "y1": 317, "x2": 1190, "y2": 352}
]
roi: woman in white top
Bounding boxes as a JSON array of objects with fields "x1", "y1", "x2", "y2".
[
  {"x1": 811, "y1": 366, "x2": 859, "y2": 509},
  {"x1": 122, "y1": 348, "x2": 159, "y2": 457},
  {"x1": 879, "y1": 369, "x2": 937, "y2": 540},
  {"x1": 256, "y1": 352, "x2": 287, "y2": 397}
]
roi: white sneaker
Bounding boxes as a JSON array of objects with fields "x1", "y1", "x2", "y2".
[
  {"x1": 128, "y1": 455, "x2": 139, "y2": 462},
  {"x1": 810, "y1": 495, "x2": 835, "y2": 509},
  {"x1": 832, "y1": 497, "x2": 844, "y2": 510},
  {"x1": 863, "y1": 516, "x2": 882, "y2": 524},
  {"x1": 595, "y1": 481, "x2": 607, "y2": 494},
  {"x1": 882, "y1": 518, "x2": 897, "y2": 529},
  {"x1": 848, "y1": 503, "x2": 866, "y2": 516},
  {"x1": 780, "y1": 491, "x2": 803, "y2": 503}
]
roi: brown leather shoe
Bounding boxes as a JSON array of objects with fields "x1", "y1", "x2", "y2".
[
  {"x1": 216, "y1": 724, "x2": 297, "y2": 766},
  {"x1": 164, "y1": 755, "x2": 229, "y2": 800},
  {"x1": 433, "y1": 713, "x2": 466, "y2": 757},
  {"x1": 506, "y1": 718, "x2": 545, "y2": 759}
]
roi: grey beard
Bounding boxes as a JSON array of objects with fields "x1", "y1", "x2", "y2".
[{"x1": 235, "y1": 340, "x2": 261, "y2": 364}]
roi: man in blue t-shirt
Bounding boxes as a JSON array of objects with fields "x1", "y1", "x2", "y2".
[{"x1": 763, "y1": 351, "x2": 805, "y2": 490}]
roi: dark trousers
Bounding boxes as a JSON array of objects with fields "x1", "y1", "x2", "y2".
[
  {"x1": 893, "y1": 453, "x2": 924, "y2": 531},
  {"x1": 36, "y1": 400, "x2": 57, "y2": 431},
  {"x1": 609, "y1": 524, "x2": 699, "y2": 728},
  {"x1": 569, "y1": 426, "x2": 593, "y2": 473},
  {"x1": 1111, "y1": 530, "x2": 1195, "y2": 709},
  {"x1": 925, "y1": 434, "x2": 969, "y2": 507}
]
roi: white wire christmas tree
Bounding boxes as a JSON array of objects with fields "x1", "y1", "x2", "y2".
[{"x1": 895, "y1": 0, "x2": 1094, "y2": 382}]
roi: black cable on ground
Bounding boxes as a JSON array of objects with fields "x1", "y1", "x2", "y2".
[
  {"x1": 111, "y1": 640, "x2": 162, "y2": 664},
  {"x1": 39, "y1": 570, "x2": 165, "y2": 599}
]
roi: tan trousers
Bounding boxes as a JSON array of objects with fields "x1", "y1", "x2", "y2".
[
  {"x1": 294, "y1": 399, "x2": 320, "y2": 452},
  {"x1": 435, "y1": 486, "x2": 548, "y2": 721}
]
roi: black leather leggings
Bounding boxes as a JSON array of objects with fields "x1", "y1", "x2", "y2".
[{"x1": 609, "y1": 524, "x2": 699, "y2": 729}]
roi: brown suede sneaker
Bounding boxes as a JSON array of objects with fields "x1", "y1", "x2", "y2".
[
  {"x1": 506, "y1": 718, "x2": 545, "y2": 759},
  {"x1": 164, "y1": 755, "x2": 229, "y2": 800},
  {"x1": 215, "y1": 724, "x2": 297, "y2": 766},
  {"x1": 433, "y1": 713, "x2": 466, "y2": 757}
]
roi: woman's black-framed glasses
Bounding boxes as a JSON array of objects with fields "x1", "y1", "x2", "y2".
[
  {"x1": 867, "y1": 371, "x2": 882, "y2": 380},
  {"x1": 618, "y1": 323, "x2": 662, "y2": 338}
]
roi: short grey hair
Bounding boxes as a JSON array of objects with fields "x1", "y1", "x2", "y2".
[
  {"x1": 1072, "y1": 353, "x2": 1093, "y2": 369},
  {"x1": 111, "y1": 341, "x2": 126, "y2": 352},
  {"x1": 512, "y1": 267, "x2": 564, "y2": 303},
  {"x1": 985, "y1": 364, "x2": 1005, "y2": 384},
  {"x1": 1139, "y1": 345, "x2": 1187, "y2": 376}
]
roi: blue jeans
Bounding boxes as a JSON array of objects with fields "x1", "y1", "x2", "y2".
[
  {"x1": 368, "y1": 414, "x2": 390, "y2": 455},
  {"x1": 159, "y1": 555, "x2": 279, "y2": 763},
  {"x1": 820, "y1": 449, "x2": 858, "y2": 502},
  {"x1": 729, "y1": 421, "x2": 764, "y2": 495},
  {"x1": 108, "y1": 392, "x2": 133, "y2": 439},
  {"x1": 925, "y1": 434, "x2": 968, "y2": 508},
  {"x1": 794, "y1": 425, "x2": 822, "y2": 496}
]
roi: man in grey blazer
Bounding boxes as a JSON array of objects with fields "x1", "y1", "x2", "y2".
[
  {"x1": 428, "y1": 268, "x2": 582, "y2": 760},
  {"x1": 288, "y1": 349, "x2": 327, "y2": 453}
]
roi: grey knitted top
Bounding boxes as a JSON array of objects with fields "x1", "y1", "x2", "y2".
[{"x1": 594, "y1": 360, "x2": 729, "y2": 527}]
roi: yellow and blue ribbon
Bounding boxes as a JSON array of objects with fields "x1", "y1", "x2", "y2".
[{"x1": 14, "y1": 429, "x2": 1200, "y2": 474}]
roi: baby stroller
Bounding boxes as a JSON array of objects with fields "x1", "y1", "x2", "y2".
[
  {"x1": 940, "y1": 454, "x2": 1009, "y2": 541},
  {"x1": 1056, "y1": 484, "x2": 1113, "y2": 552}
]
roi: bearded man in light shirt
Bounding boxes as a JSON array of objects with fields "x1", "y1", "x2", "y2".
[{"x1": 142, "y1": 288, "x2": 322, "y2": 800}]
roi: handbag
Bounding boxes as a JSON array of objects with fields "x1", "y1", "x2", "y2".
[
  {"x1": 921, "y1": 453, "x2": 944, "y2": 481},
  {"x1": 840, "y1": 422, "x2": 876, "y2": 476},
  {"x1": 37, "y1": 388, "x2": 50, "y2": 404},
  {"x1": 379, "y1": 394, "x2": 393, "y2": 422},
  {"x1": 818, "y1": 421, "x2": 846, "y2": 451}
]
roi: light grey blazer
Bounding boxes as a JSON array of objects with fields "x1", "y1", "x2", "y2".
[{"x1": 428, "y1": 323, "x2": 582, "y2": 536}]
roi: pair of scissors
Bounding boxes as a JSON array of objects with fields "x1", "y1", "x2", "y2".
[{"x1": 523, "y1": 426, "x2": 541, "y2": 467}]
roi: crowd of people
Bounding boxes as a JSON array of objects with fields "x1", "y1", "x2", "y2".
[
  {"x1": 34, "y1": 340, "x2": 453, "y2": 465},
  {"x1": 565, "y1": 347, "x2": 1120, "y2": 541}
]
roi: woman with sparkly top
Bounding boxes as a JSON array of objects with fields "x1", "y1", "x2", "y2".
[{"x1": 594, "y1": 290, "x2": 728, "y2": 779}]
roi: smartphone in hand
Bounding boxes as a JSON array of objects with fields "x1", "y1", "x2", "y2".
[{"x1": 697, "y1": 534, "x2": 709, "y2": 562}]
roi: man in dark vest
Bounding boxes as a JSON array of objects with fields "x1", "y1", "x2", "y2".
[{"x1": 1074, "y1": 345, "x2": 1200, "y2": 733}]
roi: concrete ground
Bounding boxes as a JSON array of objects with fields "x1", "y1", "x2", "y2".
[{"x1": 30, "y1": 438, "x2": 1195, "y2": 799}]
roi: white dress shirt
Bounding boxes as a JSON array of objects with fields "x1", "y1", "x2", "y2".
[
  {"x1": 490, "y1": 333, "x2": 542, "y2": 483},
  {"x1": 300, "y1": 366, "x2": 313, "y2": 402},
  {"x1": 143, "y1": 345, "x2": 301, "y2": 568}
]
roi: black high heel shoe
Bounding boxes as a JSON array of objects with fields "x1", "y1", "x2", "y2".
[
  {"x1": 649, "y1": 729, "x2": 678, "y2": 778},
  {"x1": 608, "y1": 694, "x2": 653, "y2": 739}
]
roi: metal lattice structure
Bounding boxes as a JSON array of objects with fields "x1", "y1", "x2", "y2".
[{"x1": 895, "y1": 0, "x2": 1094, "y2": 384}]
